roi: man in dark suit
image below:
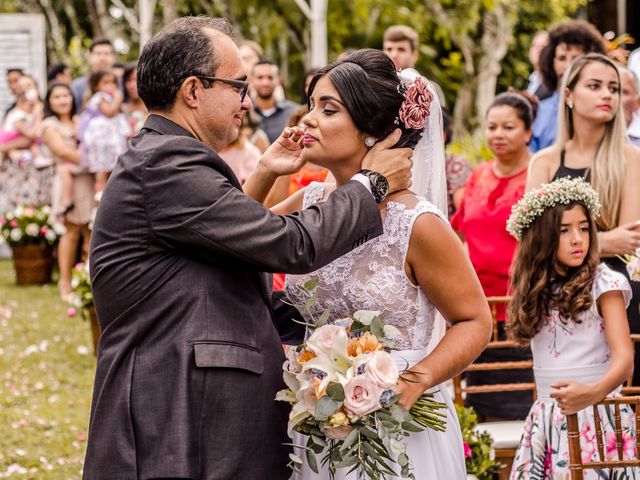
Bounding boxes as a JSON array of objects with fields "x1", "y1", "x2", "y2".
[{"x1": 83, "y1": 17, "x2": 412, "y2": 480}]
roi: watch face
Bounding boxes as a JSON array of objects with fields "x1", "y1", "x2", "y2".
[{"x1": 369, "y1": 172, "x2": 389, "y2": 202}]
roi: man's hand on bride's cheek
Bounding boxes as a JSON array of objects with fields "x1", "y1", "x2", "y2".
[
  {"x1": 259, "y1": 126, "x2": 307, "y2": 176},
  {"x1": 361, "y1": 129, "x2": 413, "y2": 194}
]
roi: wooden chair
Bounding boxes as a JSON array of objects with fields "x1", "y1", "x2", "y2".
[
  {"x1": 452, "y1": 296, "x2": 535, "y2": 480},
  {"x1": 621, "y1": 334, "x2": 640, "y2": 395},
  {"x1": 567, "y1": 396, "x2": 640, "y2": 480}
]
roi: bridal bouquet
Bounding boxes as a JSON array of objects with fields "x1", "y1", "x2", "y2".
[
  {"x1": 277, "y1": 281, "x2": 447, "y2": 479},
  {"x1": 619, "y1": 248, "x2": 640, "y2": 281}
]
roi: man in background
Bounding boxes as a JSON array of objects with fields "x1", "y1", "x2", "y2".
[
  {"x1": 620, "y1": 66, "x2": 640, "y2": 147},
  {"x1": 71, "y1": 37, "x2": 116, "y2": 109},
  {"x1": 251, "y1": 59, "x2": 298, "y2": 144},
  {"x1": 526, "y1": 31, "x2": 552, "y2": 100},
  {"x1": 382, "y1": 25, "x2": 446, "y2": 107},
  {"x1": 4, "y1": 68, "x2": 23, "y2": 118},
  {"x1": 47, "y1": 63, "x2": 72, "y2": 86}
]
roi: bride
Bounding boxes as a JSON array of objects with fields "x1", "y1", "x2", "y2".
[{"x1": 270, "y1": 49, "x2": 492, "y2": 479}]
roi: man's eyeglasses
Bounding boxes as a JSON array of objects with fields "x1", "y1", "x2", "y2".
[{"x1": 193, "y1": 75, "x2": 249, "y2": 102}]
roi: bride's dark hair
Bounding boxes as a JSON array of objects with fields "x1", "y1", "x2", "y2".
[{"x1": 307, "y1": 49, "x2": 424, "y2": 149}]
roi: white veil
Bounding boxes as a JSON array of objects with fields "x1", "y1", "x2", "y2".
[
  {"x1": 397, "y1": 68, "x2": 448, "y2": 214},
  {"x1": 398, "y1": 69, "x2": 449, "y2": 355}
]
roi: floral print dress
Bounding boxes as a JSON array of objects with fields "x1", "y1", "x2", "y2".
[{"x1": 510, "y1": 264, "x2": 637, "y2": 480}]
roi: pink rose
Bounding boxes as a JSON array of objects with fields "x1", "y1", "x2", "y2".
[
  {"x1": 398, "y1": 77, "x2": 432, "y2": 130},
  {"x1": 343, "y1": 375, "x2": 383, "y2": 417},
  {"x1": 67, "y1": 307, "x2": 77, "y2": 318},
  {"x1": 40, "y1": 227, "x2": 47, "y2": 234},
  {"x1": 324, "y1": 424, "x2": 353, "y2": 441},
  {"x1": 306, "y1": 324, "x2": 348, "y2": 355},
  {"x1": 365, "y1": 351, "x2": 398, "y2": 389},
  {"x1": 463, "y1": 441, "x2": 472, "y2": 458},
  {"x1": 9, "y1": 220, "x2": 17, "y2": 228}
]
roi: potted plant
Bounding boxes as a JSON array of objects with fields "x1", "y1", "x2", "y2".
[
  {"x1": 68, "y1": 262, "x2": 100, "y2": 355},
  {"x1": 0, "y1": 205, "x2": 61, "y2": 285},
  {"x1": 455, "y1": 404, "x2": 503, "y2": 480}
]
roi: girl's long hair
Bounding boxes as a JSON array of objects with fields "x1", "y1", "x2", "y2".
[
  {"x1": 507, "y1": 202, "x2": 600, "y2": 343},
  {"x1": 555, "y1": 53, "x2": 627, "y2": 231}
]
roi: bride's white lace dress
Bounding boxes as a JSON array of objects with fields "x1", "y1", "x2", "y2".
[{"x1": 286, "y1": 182, "x2": 467, "y2": 480}]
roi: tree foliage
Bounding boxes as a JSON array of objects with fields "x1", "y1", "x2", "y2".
[{"x1": 1, "y1": 0, "x2": 588, "y2": 133}]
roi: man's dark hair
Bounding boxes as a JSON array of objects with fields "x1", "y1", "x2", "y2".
[
  {"x1": 6, "y1": 68, "x2": 24, "y2": 76},
  {"x1": 90, "y1": 36, "x2": 114, "y2": 52},
  {"x1": 539, "y1": 20, "x2": 605, "y2": 92},
  {"x1": 43, "y1": 82, "x2": 77, "y2": 119},
  {"x1": 47, "y1": 63, "x2": 68, "y2": 83},
  {"x1": 308, "y1": 48, "x2": 422, "y2": 149},
  {"x1": 252, "y1": 59, "x2": 278, "y2": 74},
  {"x1": 137, "y1": 16, "x2": 234, "y2": 112}
]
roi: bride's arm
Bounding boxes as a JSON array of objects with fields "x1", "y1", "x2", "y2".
[{"x1": 396, "y1": 214, "x2": 492, "y2": 409}]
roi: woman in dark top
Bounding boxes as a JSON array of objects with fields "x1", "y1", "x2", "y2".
[{"x1": 527, "y1": 53, "x2": 640, "y2": 382}]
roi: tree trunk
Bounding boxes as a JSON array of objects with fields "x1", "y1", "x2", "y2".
[
  {"x1": 163, "y1": 0, "x2": 178, "y2": 25},
  {"x1": 37, "y1": 0, "x2": 65, "y2": 63},
  {"x1": 94, "y1": 0, "x2": 114, "y2": 39},
  {"x1": 475, "y1": 3, "x2": 515, "y2": 129}
]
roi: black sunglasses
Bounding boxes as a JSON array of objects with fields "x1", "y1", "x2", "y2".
[{"x1": 192, "y1": 75, "x2": 249, "y2": 102}]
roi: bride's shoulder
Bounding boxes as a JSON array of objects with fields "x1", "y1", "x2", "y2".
[{"x1": 387, "y1": 192, "x2": 447, "y2": 222}]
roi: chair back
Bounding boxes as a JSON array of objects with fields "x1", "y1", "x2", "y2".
[
  {"x1": 452, "y1": 296, "x2": 535, "y2": 405},
  {"x1": 621, "y1": 335, "x2": 640, "y2": 395},
  {"x1": 567, "y1": 396, "x2": 640, "y2": 480}
]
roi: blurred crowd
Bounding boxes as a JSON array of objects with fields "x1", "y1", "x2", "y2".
[{"x1": 2, "y1": 19, "x2": 640, "y2": 421}]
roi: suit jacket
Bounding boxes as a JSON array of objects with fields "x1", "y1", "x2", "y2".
[{"x1": 83, "y1": 114, "x2": 383, "y2": 479}]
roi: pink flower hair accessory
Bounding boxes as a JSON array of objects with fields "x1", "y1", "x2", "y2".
[{"x1": 397, "y1": 69, "x2": 433, "y2": 130}]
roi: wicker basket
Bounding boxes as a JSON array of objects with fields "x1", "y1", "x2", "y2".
[
  {"x1": 88, "y1": 306, "x2": 101, "y2": 356},
  {"x1": 10, "y1": 244, "x2": 54, "y2": 285}
]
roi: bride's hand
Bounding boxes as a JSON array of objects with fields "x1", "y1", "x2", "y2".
[
  {"x1": 395, "y1": 373, "x2": 429, "y2": 410},
  {"x1": 258, "y1": 126, "x2": 307, "y2": 177}
]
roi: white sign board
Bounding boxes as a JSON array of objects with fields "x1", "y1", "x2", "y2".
[{"x1": 0, "y1": 14, "x2": 46, "y2": 118}]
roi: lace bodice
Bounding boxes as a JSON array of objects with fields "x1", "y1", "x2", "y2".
[{"x1": 285, "y1": 182, "x2": 448, "y2": 350}]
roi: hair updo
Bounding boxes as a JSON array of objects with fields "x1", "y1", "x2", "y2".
[{"x1": 307, "y1": 49, "x2": 425, "y2": 149}]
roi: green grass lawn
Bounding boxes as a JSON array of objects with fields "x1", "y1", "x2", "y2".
[{"x1": 0, "y1": 259, "x2": 95, "y2": 479}]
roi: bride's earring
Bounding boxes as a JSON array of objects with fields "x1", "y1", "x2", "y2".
[{"x1": 364, "y1": 137, "x2": 376, "y2": 148}]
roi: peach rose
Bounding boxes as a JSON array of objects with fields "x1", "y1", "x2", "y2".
[
  {"x1": 398, "y1": 77, "x2": 432, "y2": 130},
  {"x1": 366, "y1": 351, "x2": 399, "y2": 389},
  {"x1": 347, "y1": 332, "x2": 382, "y2": 357},
  {"x1": 343, "y1": 375, "x2": 383, "y2": 417}
]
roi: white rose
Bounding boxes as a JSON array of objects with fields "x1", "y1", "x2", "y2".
[
  {"x1": 25, "y1": 223, "x2": 39, "y2": 237},
  {"x1": 306, "y1": 324, "x2": 348, "y2": 356},
  {"x1": 14, "y1": 206, "x2": 24, "y2": 217},
  {"x1": 45, "y1": 230, "x2": 57, "y2": 243},
  {"x1": 366, "y1": 350, "x2": 399, "y2": 389},
  {"x1": 10, "y1": 229, "x2": 22, "y2": 242}
]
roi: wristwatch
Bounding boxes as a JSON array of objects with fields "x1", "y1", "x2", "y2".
[{"x1": 358, "y1": 169, "x2": 389, "y2": 204}]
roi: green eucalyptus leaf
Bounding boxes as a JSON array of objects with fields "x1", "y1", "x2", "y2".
[
  {"x1": 303, "y1": 278, "x2": 319, "y2": 292},
  {"x1": 326, "y1": 382, "x2": 345, "y2": 402},
  {"x1": 352, "y1": 310, "x2": 380, "y2": 326},
  {"x1": 314, "y1": 396, "x2": 341, "y2": 421},
  {"x1": 305, "y1": 446, "x2": 319, "y2": 474}
]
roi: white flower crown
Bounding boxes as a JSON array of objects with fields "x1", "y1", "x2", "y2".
[{"x1": 506, "y1": 177, "x2": 601, "y2": 240}]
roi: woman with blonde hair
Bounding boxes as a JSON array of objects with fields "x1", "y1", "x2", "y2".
[{"x1": 526, "y1": 52, "x2": 640, "y2": 382}]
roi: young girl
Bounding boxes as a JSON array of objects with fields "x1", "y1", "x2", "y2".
[
  {"x1": 507, "y1": 177, "x2": 636, "y2": 480},
  {"x1": 77, "y1": 69, "x2": 129, "y2": 197}
]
